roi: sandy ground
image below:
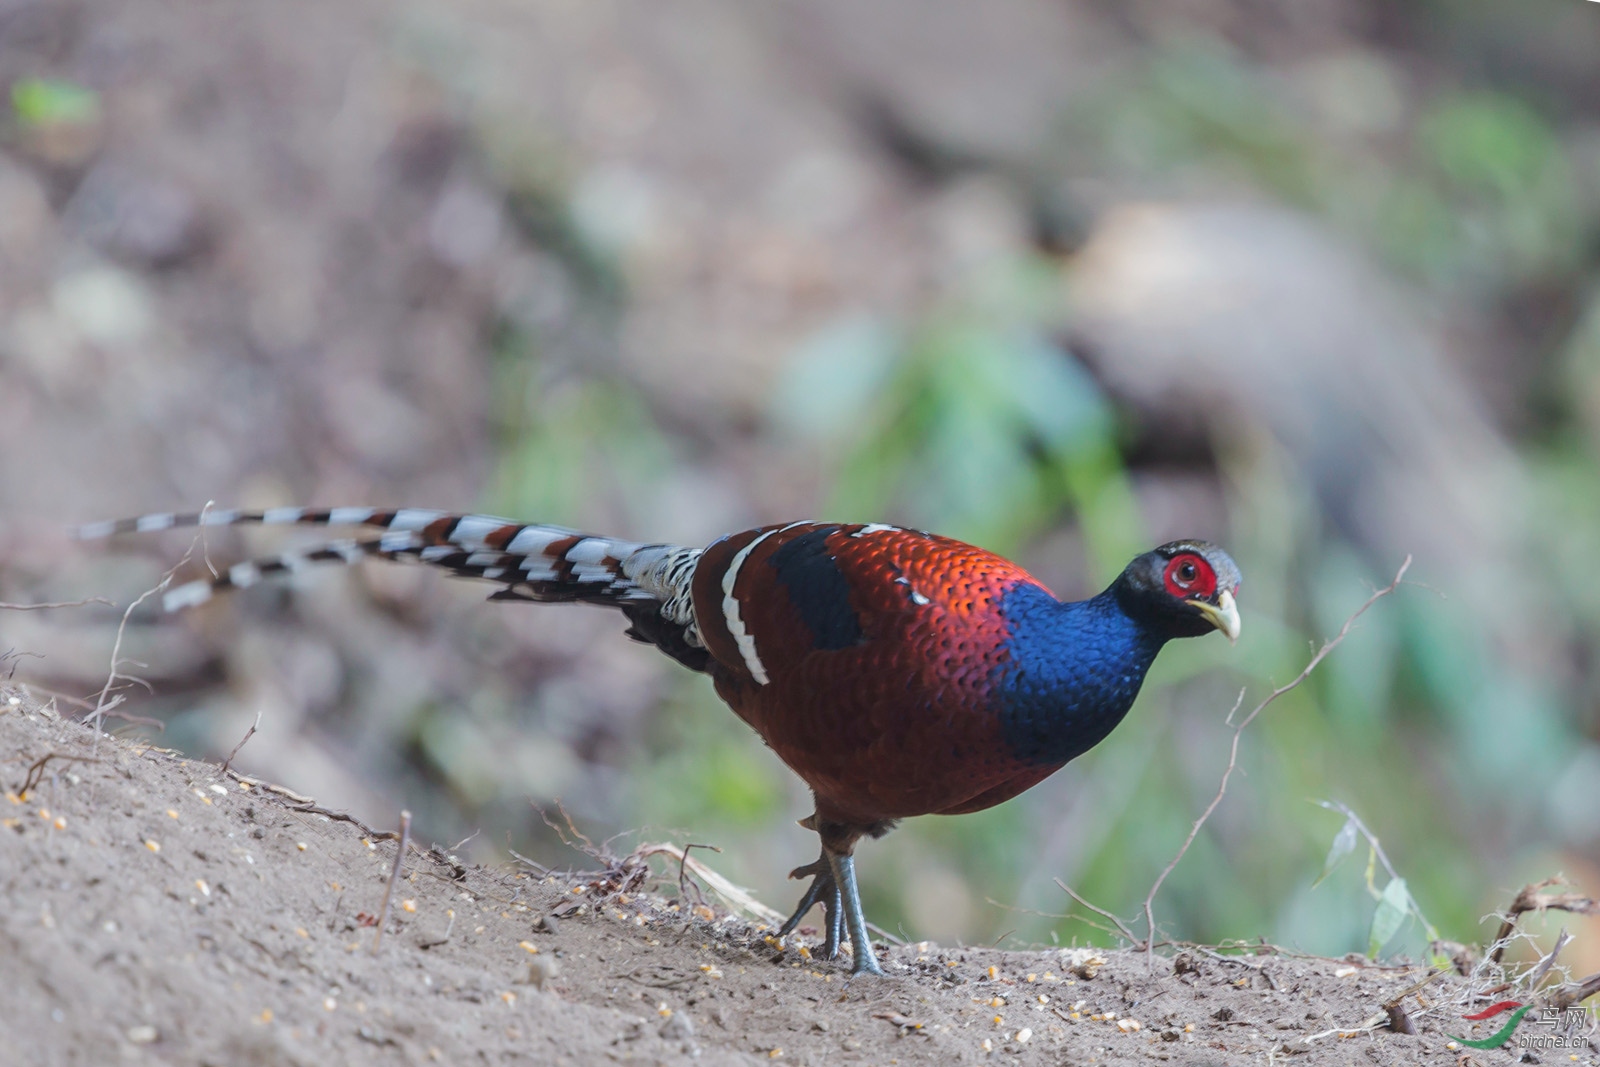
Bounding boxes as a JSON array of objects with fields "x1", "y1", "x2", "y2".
[{"x1": 4, "y1": 690, "x2": 1578, "y2": 1067}]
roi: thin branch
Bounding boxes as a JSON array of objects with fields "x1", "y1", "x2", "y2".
[
  {"x1": 91, "y1": 698, "x2": 166, "y2": 731},
  {"x1": 1315, "y1": 800, "x2": 1401, "y2": 882},
  {"x1": 372, "y1": 809, "x2": 413, "y2": 954},
  {"x1": 90, "y1": 585, "x2": 165, "y2": 736},
  {"x1": 631, "y1": 843, "x2": 785, "y2": 925},
  {"x1": 1382, "y1": 968, "x2": 1443, "y2": 1035},
  {"x1": 507, "y1": 847, "x2": 553, "y2": 878},
  {"x1": 1541, "y1": 970, "x2": 1600, "y2": 1013},
  {"x1": 2, "y1": 649, "x2": 45, "y2": 682},
  {"x1": 1314, "y1": 799, "x2": 1441, "y2": 940},
  {"x1": 676, "y1": 842, "x2": 722, "y2": 907},
  {"x1": 536, "y1": 801, "x2": 598, "y2": 856},
  {"x1": 1054, "y1": 878, "x2": 1140, "y2": 944},
  {"x1": 218, "y1": 710, "x2": 261, "y2": 778},
  {"x1": 1142, "y1": 556, "x2": 1412, "y2": 968},
  {"x1": 1524, "y1": 928, "x2": 1573, "y2": 988},
  {"x1": 994, "y1": 894, "x2": 1126, "y2": 941},
  {"x1": 14, "y1": 684, "x2": 99, "y2": 712},
  {"x1": 19, "y1": 752, "x2": 103, "y2": 796},
  {"x1": 1490, "y1": 878, "x2": 1600, "y2": 964},
  {"x1": 0, "y1": 597, "x2": 114, "y2": 611},
  {"x1": 90, "y1": 501, "x2": 217, "y2": 737}
]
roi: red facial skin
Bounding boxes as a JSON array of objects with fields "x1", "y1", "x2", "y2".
[{"x1": 1162, "y1": 552, "x2": 1217, "y2": 600}]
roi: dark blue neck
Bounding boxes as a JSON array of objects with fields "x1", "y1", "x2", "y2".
[{"x1": 991, "y1": 583, "x2": 1168, "y2": 766}]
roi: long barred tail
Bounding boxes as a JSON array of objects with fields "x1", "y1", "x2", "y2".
[{"x1": 77, "y1": 507, "x2": 708, "y2": 668}]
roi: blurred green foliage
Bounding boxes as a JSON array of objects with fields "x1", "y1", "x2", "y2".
[
  {"x1": 9, "y1": 77, "x2": 99, "y2": 128},
  {"x1": 772, "y1": 268, "x2": 1141, "y2": 576},
  {"x1": 1058, "y1": 37, "x2": 1588, "y2": 291}
]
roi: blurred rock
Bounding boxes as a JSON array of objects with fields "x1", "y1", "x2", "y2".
[
  {"x1": 570, "y1": 164, "x2": 660, "y2": 259},
  {"x1": 1068, "y1": 201, "x2": 1522, "y2": 584},
  {"x1": 63, "y1": 163, "x2": 205, "y2": 268},
  {"x1": 51, "y1": 266, "x2": 154, "y2": 346}
]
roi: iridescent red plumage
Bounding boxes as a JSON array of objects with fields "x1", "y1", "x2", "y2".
[{"x1": 694, "y1": 523, "x2": 1054, "y2": 829}]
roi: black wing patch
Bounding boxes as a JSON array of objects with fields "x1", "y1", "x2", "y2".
[{"x1": 766, "y1": 526, "x2": 864, "y2": 651}]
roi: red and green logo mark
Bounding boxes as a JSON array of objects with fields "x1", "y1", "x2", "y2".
[
  {"x1": 1446, "y1": 1004, "x2": 1529, "y2": 1049},
  {"x1": 1449, "y1": 1000, "x2": 1532, "y2": 1049},
  {"x1": 1450, "y1": 998, "x2": 1594, "y2": 1052}
]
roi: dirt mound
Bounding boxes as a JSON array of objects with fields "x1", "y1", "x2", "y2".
[{"x1": 0, "y1": 693, "x2": 1549, "y2": 1065}]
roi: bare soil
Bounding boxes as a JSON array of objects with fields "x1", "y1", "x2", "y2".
[{"x1": 3, "y1": 692, "x2": 1557, "y2": 1066}]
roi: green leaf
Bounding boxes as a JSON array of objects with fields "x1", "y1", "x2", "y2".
[
  {"x1": 1313, "y1": 817, "x2": 1357, "y2": 888},
  {"x1": 11, "y1": 77, "x2": 100, "y2": 127},
  {"x1": 1368, "y1": 877, "x2": 1410, "y2": 958},
  {"x1": 1421, "y1": 93, "x2": 1557, "y2": 198}
]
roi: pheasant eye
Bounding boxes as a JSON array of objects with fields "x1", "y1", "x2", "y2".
[{"x1": 1163, "y1": 554, "x2": 1216, "y2": 598}]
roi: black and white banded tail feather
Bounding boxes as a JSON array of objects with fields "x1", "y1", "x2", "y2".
[{"x1": 76, "y1": 506, "x2": 712, "y2": 672}]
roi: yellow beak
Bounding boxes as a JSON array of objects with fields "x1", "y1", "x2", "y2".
[{"x1": 1189, "y1": 587, "x2": 1241, "y2": 644}]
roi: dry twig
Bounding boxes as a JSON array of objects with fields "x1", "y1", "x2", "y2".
[
  {"x1": 19, "y1": 752, "x2": 102, "y2": 796},
  {"x1": 90, "y1": 585, "x2": 164, "y2": 734},
  {"x1": 1490, "y1": 878, "x2": 1600, "y2": 964},
  {"x1": 0, "y1": 597, "x2": 114, "y2": 611},
  {"x1": 285, "y1": 798, "x2": 392, "y2": 839},
  {"x1": 1054, "y1": 878, "x2": 1140, "y2": 944},
  {"x1": 1, "y1": 650, "x2": 44, "y2": 682},
  {"x1": 372, "y1": 809, "x2": 412, "y2": 954},
  {"x1": 93, "y1": 700, "x2": 166, "y2": 731},
  {"x1": 90, "y1": 502, "x2": 218, "y2": 736},
  {"x1": 218, "y1": 710, "x2": 261, "y2": 778},
  {"x1": 675, "y1": 842, "x2": 722, "y2": 907},
  {"x1": 12, "y1": 685, "x2": 99, "y2": 712},
  {"x1": 537, "y1": 801, "x2": 597, "y2": 855},
  {"x1": 631, "y1": 843, "x2": 786, "y2": 925},
  {"x1": 529, "y1": 803, "x2": 651, "y2": 903},
  {"x1": 1523, "y1": 928, "x2": 1574, "y2": 988},
  {"x1": 1142, "y1": 556, "x2": 1412, "y2": 967},
  {"x1": 1540, "y1": 970, "x2": 1600, "y2": 1013},
  {"x1": 1382, "y1": 968, "x2": 1443, "y2": 1035}
]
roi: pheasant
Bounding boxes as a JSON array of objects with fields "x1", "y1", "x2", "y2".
[{"x1": 79, "y1": 507, "x2": 1242, "y2": 975}]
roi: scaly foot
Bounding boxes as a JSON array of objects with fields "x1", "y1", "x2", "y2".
[{"x1": 774, "y1": 848, "x2": 884, "y2": 976}]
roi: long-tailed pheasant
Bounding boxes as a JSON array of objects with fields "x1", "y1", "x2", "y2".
[{"x1": 79, "y1": 507, "x2": 1242, "y2": 975}]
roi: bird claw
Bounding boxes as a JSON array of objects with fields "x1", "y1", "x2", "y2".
[
  {"x1": 777, "y1": 852, "x2": 844, "y2": 959},
  {"x1": 786, "y1": 857, "x2": 827, "y2": 882},
  {"x1": 776, "y1": 849, "x2": 883, "y2": 975}
]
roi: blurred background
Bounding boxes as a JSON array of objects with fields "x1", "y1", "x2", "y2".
[{"x1": 3, "y1": 0, "x2": 1599, "y2": 970}]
